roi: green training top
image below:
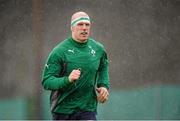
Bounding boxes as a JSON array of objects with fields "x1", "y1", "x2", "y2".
[{"x1": 42, "y1": 37, "x2": 110, "y2": 114}]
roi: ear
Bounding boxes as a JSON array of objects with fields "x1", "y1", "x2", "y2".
[{"x1": 71, "y1": 26, "x2": 74, "y2": 32}]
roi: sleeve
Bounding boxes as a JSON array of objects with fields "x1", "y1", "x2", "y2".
[
  {"x1": 41, "y1": 49, "x2": 72, "y2": 90},
  {"x1": 97, "y1": 50, "x2": 110, "y2": 90}
]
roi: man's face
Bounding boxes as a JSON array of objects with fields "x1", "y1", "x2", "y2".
[{"x1": 71, "y1": 21, "x2": 91, "y2": 42}]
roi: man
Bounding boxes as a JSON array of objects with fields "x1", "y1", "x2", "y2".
[{"x1": 42, "y1": 11, "x2": 110, "y2": 120}]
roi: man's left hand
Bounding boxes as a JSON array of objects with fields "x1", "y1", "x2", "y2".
[{"x1": 96, "y1": 87, "x2": 109, "y2": 103}]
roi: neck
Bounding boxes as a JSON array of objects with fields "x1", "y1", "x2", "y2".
[{"x1": 72, "y1": 36, "x2": 87, "y2": 43}]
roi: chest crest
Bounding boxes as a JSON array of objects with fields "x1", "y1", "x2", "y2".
[{"x1": 88, "y1": 45, "x2": 96, "y2": 57}]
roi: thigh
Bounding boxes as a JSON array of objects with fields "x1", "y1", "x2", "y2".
[
  {"x1": 77, "y1": 111, "x2": 97, "y2": 120},
  {"x1": 52, "y1": 112, "x2": 70, "y2": 120}
]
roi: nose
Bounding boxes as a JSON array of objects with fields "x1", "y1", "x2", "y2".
[{"x1": 82, "y1": 24, "x2": 87, "y2": 29}]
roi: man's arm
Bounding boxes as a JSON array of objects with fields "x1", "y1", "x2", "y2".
[
  {"x1": 42, "y1": 51, "x2": 72, "y2": 90},
  {"x1": 97, "y1": 51, "x2": 110, "y2": 103},
  {"x1": 97, "y1": 51, "x2": 110, "y2": 89}
]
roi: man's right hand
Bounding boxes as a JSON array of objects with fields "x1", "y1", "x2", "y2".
[{"x1": 68, "y1": 69, "x2": 81, "y2": 83}]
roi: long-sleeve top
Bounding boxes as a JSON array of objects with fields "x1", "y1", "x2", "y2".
[{"x1": 42, "y1": 37, "x2": 110, "y2": 114}]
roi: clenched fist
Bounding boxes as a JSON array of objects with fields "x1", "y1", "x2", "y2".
[
  {"x1": 68, "y1": 69, "x2": 81, "y2": 83},
  {"x1": 96, "y1": 87, "x2": 109, "y2": 103}
]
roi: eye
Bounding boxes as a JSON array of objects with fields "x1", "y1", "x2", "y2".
[
  {"x1": 77, "y1": 23, "x2": 83, "y2": 26},
  {"x1": 85, "y1": 23, "x2": 90, "y2": 26}
]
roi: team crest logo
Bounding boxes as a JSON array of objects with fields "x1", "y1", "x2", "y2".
[
  {"x1": 91, "y1": 49, "x2": 96, "y2": 56},
  {"x1": 89, "y1": 46, "x2": 96, "y2": 56}
]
